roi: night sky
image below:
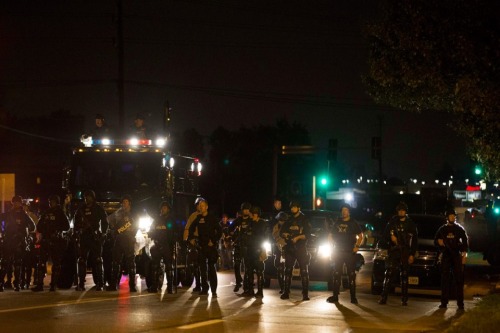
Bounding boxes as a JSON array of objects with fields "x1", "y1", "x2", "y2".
[{"x1": 0, "y1": 0, "x2": 469, "y2": 180}]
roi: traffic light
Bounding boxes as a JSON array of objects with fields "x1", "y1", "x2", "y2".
[
  {"x1": 320, "y1": 177, "x2": 328, "y2": 186},
  {"x1": 474, "y1": 165, "x2": 482, "y2": 175},
  {"x1": 371, "y1": 137, "x2": 381, "y2": 160},
  {"x1": 328, "y1": 138, "x2": 337, "y2": 162}
]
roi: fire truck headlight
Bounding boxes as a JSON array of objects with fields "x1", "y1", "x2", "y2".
[
  {"x1": 155, "y1": 138, "x2": 166, "y2": 147},
  {"x1": 197, "y1": 162, "x2": 203, "y2": 172},
  {"x1": 128, "y1": 138, "x2": 139, "y2": 146},
  {"x1": 138, "y1": 215, "x2": 153, "y2": 232},
  {"x1": 101, "y1": 138, "x2": 111, "y2": 146},
  {"x1": 262, "y1": 241, "x2": 272, "y2": 256},
  {"x1": 318, "y1": 243, "x2": 332, "y2": 258}
]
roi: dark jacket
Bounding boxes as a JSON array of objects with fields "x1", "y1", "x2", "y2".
[{"x1": 380, "y1": 215, "x2": 418, "y2": 257}]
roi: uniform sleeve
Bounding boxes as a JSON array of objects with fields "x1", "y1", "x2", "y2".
[
  {"x1": 99, "y1": 206, "x2": 109, "y2": 233},
  {"x1": 409, "y1": 222, "x2": 418, "y2": 256},
  {"x1": 58, "y1": 210, "x2": 71, "y2": 232},
  {"x1": 378, "y1": 221, "x2": 392, "y2": 249},
  {"x1": 460, "y1": 226, "x2": 469, "y2": 252},
  {"x1": 188, "y1": 216, "x2": 199, "y2": 240}
]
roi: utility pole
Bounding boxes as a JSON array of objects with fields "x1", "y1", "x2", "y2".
[{"x1": 116, "y1": 0, "x2": 125, "y2": 134}]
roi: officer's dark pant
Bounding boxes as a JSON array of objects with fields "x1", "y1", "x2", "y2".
[
  {"x1": 38, "y1": 238, "x2": 67, "y2": 289},
  {"x1": 233, "y1": 245, "x2": 243, "y2": 287},
  {"x1": 283, "y1": 247, "x2": 310, "y2": 297},
  {"x1": 381, "y1": 254, "x2": 409, "y2": 303},
  {"x1": 274, "y1": 249, "x2": 285, "y2": 292},
  {"x1": 198, "y1": 245, "x2": 218, "y2": 294},
  {"x1": 440, "y1": 254, "x2": 464, "y2": 306},
  {"x1": 111, "y1": 235, "x2": 136, "y2": 289},
  {"x1": 186, "y1": 244, "x2": 200, "y2": 289},
  {"x1": 77, "y1": 233, "x2": 104, "y2": 288},
  {"x1": 150, "y1": 244, "x2": 174, "y2": 292},
  {"x1": 0, "y1": 242, "x2": 26, "y2": 290},
  {"x1": 332, "y1": 251, "x2": 357, "y2": 299}
]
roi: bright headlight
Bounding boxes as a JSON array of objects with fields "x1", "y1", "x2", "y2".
[
  {"x1": 155, "y1": 138, "x2": 166, "y2": 147},
  {"x1": 262, "y1": 241, "x2": 272, "y2": 255},
  {"x1": 318, "y1": 243, "x2": 332, "y2": 258},
  {"x1": 138, "y1": 215, "x2": 153, "y2": 232},
  {"x1": 101, "y1": 138, "x2": 111, "y2": 146}
]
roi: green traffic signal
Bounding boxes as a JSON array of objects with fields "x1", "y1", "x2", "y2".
[
  {"x1": 320, "y1": 177, "x2": 328, "y2": 186},
  {"x1": 475, "y1": 166, "x2": 482, "y2": 175}
]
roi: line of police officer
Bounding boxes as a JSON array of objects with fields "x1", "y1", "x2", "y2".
[{"x1": 1, "y1": 194, "x2": 469, "y2": 309}]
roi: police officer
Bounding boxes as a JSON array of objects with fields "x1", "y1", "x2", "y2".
[
  {"x1": 247, "y1": 206, "x2": 268, "y2": 298},
  {"x1": 219, "y1": 214, "x2": 232, "y2": 270},
  {"x1": 188, "y1": 199, "x2": 222, "y2": 297},
  {"x1": 21, "y1": 200, "x2": 39, "y2": 290},
  {"x1": 148, "y1": 201, "x2": 178, "y2": 293},
  {"x1": 73, "y1": 190, "x2": 108, "y2": 291},
  {"x1": 229, "y1": 202, "x2": 253, "y2": 293},
  {"x1": 106, "y1": 195, "x2": 139, "y2": 292},
  {"x1": 183, "y1": 197, "x2": 203, "y2": 291},
  {"x1": 327, "y1": 203, "x2": 364, "y2": 304},
  {"x1": 435, "y1": 208, "x2": 469, "y2": 310},
  {"x1": 0, "y1": 195, "x2": 36, "y2": 292},
  {"x1": 272, "y1": 211, "x2": 288, "y2": 294},
  {"x1": 378, "y1": 202, "x2": 418, "y2": 306},
  {"x1": 90, "y1": 114, "x2": 112, "y2": 140},
  {"x1": 132, "y1": 113, "x2": 149, "y2": 139},
  {"x1": 32, "y1": 195, "x2": 70, "y2": 292},
  {"x1": 280, "y1": 200, "x2": 311, "y2": 301}
]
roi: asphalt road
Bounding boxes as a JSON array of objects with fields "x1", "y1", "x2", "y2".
[{"x1": 0, "y1": 251, "x2": 497, "y2": 333}]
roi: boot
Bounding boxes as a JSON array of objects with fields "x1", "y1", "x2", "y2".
[
  {"x1": 255, "y1": 272, "x2": 264, "y2": 298},
  {"x1": 280, "y1": 274, "x2": 291, "y2": 300},
  {"x1": 301, "y1": 274, "x2": 309, "y2": 301},
  {"x1": 166, "y1": 270, "x2": 174, "y2": 294},
  {"x1": 14, "y1": 264, "x2": 22, "y2": 291},
  {"x1": 128, "y1": 268, "x2": 137, "y2": 292},
  {"x1": 31, "y1": 266, "x2": 46, "y2": 292},
  {"x1": 401, "y1": 280, "x2": 408, "y2": 306},
  {"x1": 378, "y1": 273, "x2": 391, "y2": 305},
  {"x1": 50, "y1": 264, "x2": 61, "y2": 292},
  {"x1": 277, "y1": 269, "x2": 284, "y2": 294},
  {"x1": 94, "y1": 258, "x2": 104, "y2": 291},
  {"x1": 25, "y1": 266, "x2": 33, "y2": 289},
  {"x1": 76, "y1": 259, "x2": 86, "y2": 291},
  {"x1": 148, "y1": 264, "x2": 159, "y2": 293},
  {"x1": 349, "y1": 273, "x2": 358, "y2": 304},
  {"x1": 107, "y1": 263, "x2": 120, "y2": 291}
]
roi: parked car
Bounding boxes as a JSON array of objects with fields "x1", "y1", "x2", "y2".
[
  {"x1": 263, "y1": 209, "x2": 365, "y2": 289},
  {"x1": 371, "y1": 214, "x2": 445, "y2": 295}
]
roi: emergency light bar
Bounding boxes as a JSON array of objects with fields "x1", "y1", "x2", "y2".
[{"x1": 80, "y1": 135, "x2": 167, "y2": 148}]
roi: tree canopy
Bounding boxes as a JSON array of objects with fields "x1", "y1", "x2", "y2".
[{"x1": 365, "y1": 0, "x2": 500, "y2": 179}]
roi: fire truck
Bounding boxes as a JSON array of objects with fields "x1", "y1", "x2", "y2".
[{"x1": 58, "y1": 135, "x2": 203, "y2": 289}]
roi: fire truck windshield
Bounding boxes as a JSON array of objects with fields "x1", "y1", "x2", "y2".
[{"x1": 72, "y1": 152, "x2": 163, "y2": 195}]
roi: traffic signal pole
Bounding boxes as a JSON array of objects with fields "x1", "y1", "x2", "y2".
[{"x1": 312, "y1": 176, "x2": 316, "y2": 210}]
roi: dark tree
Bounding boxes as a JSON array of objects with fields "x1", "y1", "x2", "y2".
[{"x1": 365, "y1": 0, "x2": 500, "y2": 179}]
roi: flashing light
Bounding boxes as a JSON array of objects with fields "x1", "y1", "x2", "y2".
[
  {"x1": 318, "y1": 243, "x2": 332, "y2": 258},
  {"x1": 344, "y1": 192, "x2": 354, "y2": 202},
  {"x1": 127, "y1": 138, "x2": 152, "y2": 146},
  {"x1": 138, "y1": 214, "x2": 153, "y2": 232},
  {"x1": 262, "y1": 241, "x2": 272, "y2": 256},
  {"x1": 155, "y1": 138, "x2": 166, "y2": 147}
]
